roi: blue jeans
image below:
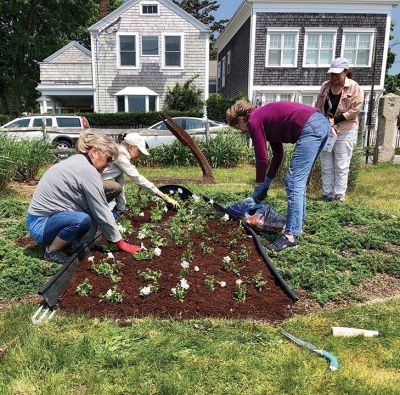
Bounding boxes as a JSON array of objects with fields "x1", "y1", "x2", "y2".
[
  {"x1": 28, "y1": 211, "x2": 91, "y2": 245},
  {"x1": 285, "y1": 111, "x2": 330, "y2": 236}
]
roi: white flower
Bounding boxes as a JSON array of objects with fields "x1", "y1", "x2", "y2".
[
  {"x1": 219, "y1": 281, "x2": 226, "y2": 288},
  {"x1": 87, "y1": 256, "x2": 95, "y2": 263},
  {"x1": 192, "y1": 194, "x2": 200, "y2": 202},
  {"x1": 222, "y1": 213, "x2": 230, "y2": 222},
  {"x1": 107, "y1": 252, "x2": 114, "y2": 260},
  {"x1": 180, "y1": 278, "x2": 189, "y2": 290},
  {"x1": 223, "y1": 256, "x2": 231, "y2": 263},
  {"x1": 178, "y1": 188, "x2": 183, "y2": 194},
  {"x1": 171, "y1": 287, "x2": 177, "y2": 295},
  {"x1": 194, "y1": 266, "x2": 200, "y2": 272},
  {"x1": 154, "y1": 247, "x2": 162, "y2": 256},
  {"x1": 140, "y1": 243, "x2": 147, "y2": 251},
  {"x1": 181, "y1": 260, "x2": 190, "y2": 269},
  {"x1": 137, "y1": 232, "x2": 146, "y2": 240},
  {"x1": 152, "y1": 196, "x2": 160, "y2": 202},
  {"x1": 164, "y1": 206, "x2": 168, "y2": 212},
  {"x1": 236, "y1": 279, "x2": 243, "y2": 286},
  {"x1": 139, "y1": 212, "x2": 145, "y2": 217},
  {"x1": 140, "y1": 286, "x2": 151, "y2": 296},
  {"x1": 169, "y1": 190, "x2": 174, "y2": 194},
  {"x1": 209, "y1": 199, "x2": 214, "y2": 205},
  {"x1": 117, "y1": 224, "x2": 126, "y2": 234},
  {"x1": 106, "y1": 289, "x2": 112, "y2": 297}
]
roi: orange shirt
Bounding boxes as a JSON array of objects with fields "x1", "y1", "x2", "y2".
[{"x1": 315, "y1": 77, "x2": 364, "y2": 136}]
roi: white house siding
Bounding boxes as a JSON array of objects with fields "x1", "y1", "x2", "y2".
[
  {"x1": 92, "y1": 2, "x2": 208, "y2": 113},
  {"x1": 40, "y1": 46, "x2": 92, "y2": 85}
]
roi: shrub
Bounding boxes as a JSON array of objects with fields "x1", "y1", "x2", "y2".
[
  {"x1": 138, "y1": 128, "x2": 253, "y2": 168},
  {"x1": 0, "y1": 114, "x2": 10, "y2": 126},
  {"x1": 0, "y1": 134, "x2": 18, "y2": 190},
  {"x1": 78, "y1": 110, "x2": 203, "y2": 128},
  {"x1": 206, "y1": 93, "x2": 248, "y2": 123},
  {"x1": 164, "y1": 75, "x2": 203, "y2": 112}
]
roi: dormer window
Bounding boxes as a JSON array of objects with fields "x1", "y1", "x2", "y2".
[{"x1": 141, "y1": 4, "x2": 159, "y2": 15}]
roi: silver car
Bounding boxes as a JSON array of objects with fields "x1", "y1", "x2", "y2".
[{"x1": 137, "y1": 117, "x2": 228, "y2": 148}]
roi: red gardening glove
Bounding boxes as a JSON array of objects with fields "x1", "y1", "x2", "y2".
[{"x1": 115, "y1": 239, "x2": 141, "y2": 253}]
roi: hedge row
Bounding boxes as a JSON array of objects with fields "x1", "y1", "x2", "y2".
[{"x1": 78, "y1": 110, "x2": 203, "y2": 128}]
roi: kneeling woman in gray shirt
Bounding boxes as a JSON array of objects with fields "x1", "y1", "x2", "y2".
[{"x1": 26, "y1": 133, "x2": 141, "y2": 265}]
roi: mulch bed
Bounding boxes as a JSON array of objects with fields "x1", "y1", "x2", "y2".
[{"x1": 58, "y1": 200, "x2": 294, "y2": 322}]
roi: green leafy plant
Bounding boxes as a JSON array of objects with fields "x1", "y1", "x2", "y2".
[
  {"x1": 200, "y1": 241, "x2": 214, "y2": 254},
  {"x1": 75, "y1": 278, "x2": 93, "y2": 296},
  {"x1": 150, "y1": 202, "x2": 166, "y2": 222},
  {"x1": 247, "y1": 272, "x2": 266, "y2": 292},
  {"x1": 171, "y1": 284, "x2": 187, "y2": 302},
  {"x1": 138, "y1": 268, "x2": 162, "y2": 282},
  {"x1": 222, "y1": 256, "x2": 240, "y2": 276},
  {"x1": 133, "y1": 250, "x2": 154, "y2": 261},
  {"x1": 234, "y1": 282, "x2": 247, "y2": 303},
  {"x1": 231, "y1": 245, "x2": 251, "y2": 262},
  {"x1": 99, "y1": 286, "x2": 123, "y2": 304},
  {"x1": 92, "y1": 259, "x2": 121, "y2": 276},
  {"x1": 150, "y1": 233, "x2": 167, "y2": 248},
  {"x1": 204, "y1": 275, "x2": 216, "y2": 292},
  {"x1": 181, "y1": 242, "x2": 195, "y2": 262}
]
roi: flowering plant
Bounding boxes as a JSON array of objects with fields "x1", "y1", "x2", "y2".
[
  {"x1": 204, "y1": 275, "x2": 216, "y2": 292},
  {"x1": 75, "y1": 278, "x2": 93, "y2": 296},
  {"x1": 99, "y1": 286, "x2": 123, "y2": 303},
  {"x1": 234, "y1": 281, "x2": 247, "y2": 303}
]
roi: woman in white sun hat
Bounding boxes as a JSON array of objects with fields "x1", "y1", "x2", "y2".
[
  {"x1": 102, "y1": 133, "x2": 179, "y2": 214},
  {"x1": 315, "y1": 57, "x2": 364, "y2": 202}
]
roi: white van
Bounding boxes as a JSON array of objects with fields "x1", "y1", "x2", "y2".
[{"x1": 0, "y1": 115, "x2": 90, "y2": 149}]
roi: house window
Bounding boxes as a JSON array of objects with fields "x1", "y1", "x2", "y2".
[
  {"x1": 142, "y1": 36, "x2": 159, "y2": 56},
  {"x1": 227, "y1": 51, "x2": 231, "y2": 74},
  {"x1": 342, "y1": 31, "x2": 374, "y2": 66},
  {"x1": 301, "y1": 95, "x2": 318, "y2": 106},
  {"x1": 142, "y1": 4, "x2": 158, "y2": 15},
  {"x1": 117, "y1": 96, "x2": 125, "y2": 112},
  {"x1": 128, "y1": 96, "x2": 146, "y2": 112},
  {"x1": 221, "y1": 56, "x2": 226, "y2": 87},
  {"x1": 262, "y1": 93, "x2": 294, "y2": 105},
  {"x1": 149, "y1": 96, "x2": 157, "y2": 111},
  {"x1": 217, "y1": 61, "x2": 221, "y2": 90},
  {"x1": 163, "y1": 35, "x2": 183, "y2": 67},
  {"x1": 118, "y1": 34, "x2": 137, "y2": 67},
  {"x1": 304, "y1": 31, "x2": 336, "y2": 67},
  {"x1": 266, "y1": 30, "x2": 299, "y2": 67}
]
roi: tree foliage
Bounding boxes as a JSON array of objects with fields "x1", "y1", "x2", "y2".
[
  {"x1": 384, "y1": 21, "x2": 400, "y2": 95},
  {"x1": 172, "y1": 0, "x2": 228, "y2": 59},
  {"x1": 164, "y1": 75, "x2": 204, "y2": 112},
  {"x1": 0, "y1": 0, "x2": 100, "y2": 115}
]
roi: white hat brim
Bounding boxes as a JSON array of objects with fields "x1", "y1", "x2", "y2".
[{"x1": 327, "y1": 67, "x2": 345, "y2": 74}]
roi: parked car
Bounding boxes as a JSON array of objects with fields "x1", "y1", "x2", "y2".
[
  {"x1": 0, "y1": 115, "x2": 90, "y2": 149},
  {"x1": 137, "y1": 117, "x2": 229, "y2": 148}
]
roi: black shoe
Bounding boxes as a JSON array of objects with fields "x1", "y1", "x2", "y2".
[
  {"x1": 267, "y1": 235, "x2": 298, "y2": 252},
  {"x1": 322, "y1": 193, "x2": 334, "y2": 202},
  {"x1": 44, "y1": 247, "x2": 71, "y2": 265}
]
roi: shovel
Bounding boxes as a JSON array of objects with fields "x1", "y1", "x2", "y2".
[{"x1": 281, "y1": 331, "x2": 339, "y2": 371}]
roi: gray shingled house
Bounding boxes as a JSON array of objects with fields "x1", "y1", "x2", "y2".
[
  {"x1": 215, "y1": 0, "x2": 398, "y2": 123},
  {"x1": 36, "y1": 0, "x2": 210, "y2": 114}
]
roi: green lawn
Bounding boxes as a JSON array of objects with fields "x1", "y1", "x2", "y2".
[{"x1": 0, "y1": 163, "x2": 399, "y2": 394}]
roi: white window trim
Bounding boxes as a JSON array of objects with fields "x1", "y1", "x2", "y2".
[
  {"x1": 114, "y1": 95, "x2": 159, "y2": 112},
  {"x1": 341, "y1": 28, "x2": 376, "y2": 67},
  {"x1": 262, "y1": 92, "x2": 295, "y2": 105},
  {"x1": 141, "y1": 35, "x2": 159, "y2": 57},
  {"x1": 221, "y1": 56, "x2": 226, "y2": 88},
  {"x1": 117, "y1": 32, "x2": 139, "y2": 69},
  {"x1": 161, "y1": 32, "x2": 184, "y2": 70},
  {"x1": 303, "y1": 29, "x2": 337, "y2": 68},
  {"x1": 140, "y1": 3, "x2": 160, "y2": 16},
  {"x1": 299, "y1": 92, "x2": 319, "y2": 106},
  {"x1": 217, "y1": 61, "x2": 221, "y2": 91},
  {"x1": 265, "y1": 28, "x2": 300, "y2": 68}
]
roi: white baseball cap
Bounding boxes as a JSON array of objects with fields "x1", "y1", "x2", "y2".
[
  {"x1": 327, "y1": 57, "x2": 349, "y2": 74},
  {"x1": 123, "y1": 133, "x2": 150, "y2": 156}
]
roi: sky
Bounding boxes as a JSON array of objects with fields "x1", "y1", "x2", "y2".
[{"x1": 212, "y1": 0, "x2": 400, "y2": 75}]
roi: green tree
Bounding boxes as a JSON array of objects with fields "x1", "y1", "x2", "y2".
[
  {"x1": 384, "y1": 21, "x2": 400, "y2": 95},
  {"x1": 0, "y1": 0, "x2": 100, "y2": 115},
  {"x1": 172, "y1": 0, "x2": 228, "y2": 59},
  {"x1": 164, "y1": 75, "x2": 204, "y2": 112}
]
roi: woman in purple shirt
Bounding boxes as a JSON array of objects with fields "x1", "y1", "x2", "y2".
[{"x1": 227, "y1": 100, "x2": 330, "y2": 251}]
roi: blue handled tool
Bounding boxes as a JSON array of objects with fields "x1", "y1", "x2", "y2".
[{"x1": 281, "y1": 331, "x2": 339, "y2": 371}]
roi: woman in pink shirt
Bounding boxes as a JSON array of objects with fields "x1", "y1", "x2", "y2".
[
  {"x1": 227, "y1": 100, "x2": 330, "y2": 251},
  {"x1": 315, "y1": 57, "x2": 364, "y2": 202}
]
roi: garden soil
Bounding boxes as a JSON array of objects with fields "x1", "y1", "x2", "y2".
[{"x1": 59, "y1": 207, "x2": 294, "y2": 322}]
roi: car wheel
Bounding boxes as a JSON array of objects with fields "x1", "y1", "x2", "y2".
[{"x1": 54, "y1": 140, "x2": 72, "y2": 150}]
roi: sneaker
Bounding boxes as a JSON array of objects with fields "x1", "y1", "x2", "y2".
[
  {"x1": 334, "y1": 194, "x2": 345, "y2": 202},
  {"x1": 257, "y1": 204, "x2": 286, "y2": 233},
  {"x1": 267, "y1": 235, "x2": 298, "y2": 252},
  {"x1": 322, "y1": 193, "x2": 334, "y2": 202},
  {"x1": 44, "y1": 247, "x2": 71, "y2": 265}
]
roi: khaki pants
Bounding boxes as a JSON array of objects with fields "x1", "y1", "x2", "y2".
[{"x1": 103, "y1": 180, "x2": 122, "y2": 202}]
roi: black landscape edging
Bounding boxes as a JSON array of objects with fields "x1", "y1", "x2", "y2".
[{"x1": 38, "y1": 184, "x2": 297, "y2": 309}]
